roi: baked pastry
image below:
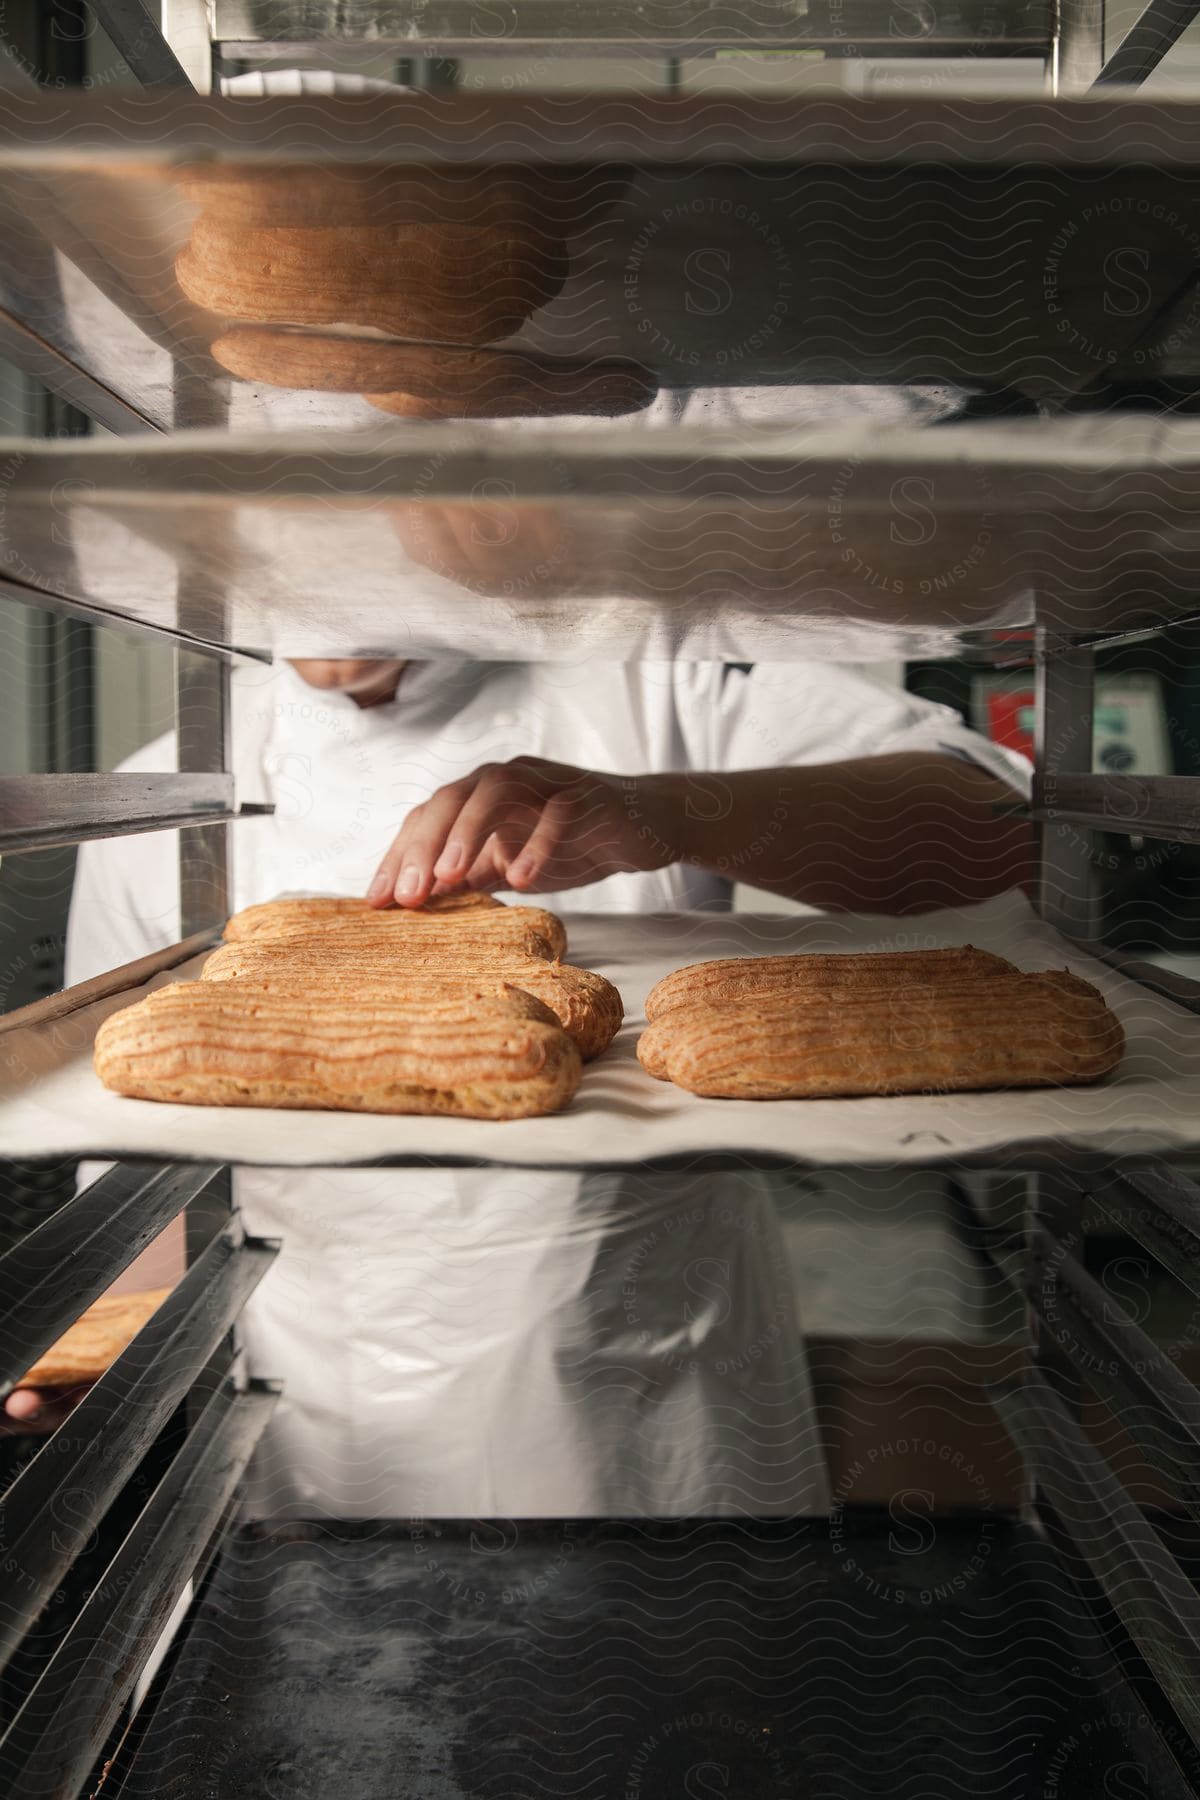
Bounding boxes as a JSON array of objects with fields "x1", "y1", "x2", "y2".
[
  {"x1": 17, "y1": 1287, "x2": 171, "y2": 1389},
  {"x1": 202, "y1": 947, "x2": 622, "y2": 1061},
  {"x1": 211, "y1": 902, "x2": 567, "y2": 962},
  {"x1": 95, "y1": 985, "x2": 582, "y2": 1120},
  {"x1": 223, "y1": 892, "x2": 501, "y2": 942},
  {"x1": 644, "y1": 945, "x2": 1018, "y2": 1023},
  {"x1": 211, "y1": 329, "x2": 657, "y2": 419},
  {"x1": 141, "y1": 975, "x2": 560, "y2": 1030},
  {"x1": 177, "y1": 216, "x2": 567, "y2": 345},
  {"x1": 174, "y1": 162, "x2": 597, "y2": 231},
  {"x1": 642, "y1": 971, "x2": 1123, "y2": 1099}
]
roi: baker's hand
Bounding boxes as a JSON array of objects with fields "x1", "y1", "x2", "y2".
[
  {"x1": 367, "y1": 757, "x2": 684, "y2": 907},
  {"x1": 2, "y1": 1385, "x2": 90, "y2": 1436}
]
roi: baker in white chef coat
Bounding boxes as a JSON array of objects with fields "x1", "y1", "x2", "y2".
[{"x1": 8, "y1": 649, "x2": 1029, "y2": 1522}]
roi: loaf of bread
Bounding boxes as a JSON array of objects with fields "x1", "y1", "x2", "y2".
[
  {"x1": 203, "y1": 945, "x2": 622, "y2": 1061},
  {"x1": 644, "y1": 945, "x2": 1018, "y2": 1023},
  {"x1": 17, "y1": 1287, "x2": 172, "y2": 1389},
  {"x1": 95, "y1": 984, "x2": 582, "y2": 1120},
  {"x1": 211, "y1": 328, "x2": 657, "y2": 419},
  {"x1": 178, "y1": 216, "x2": 566, "y2": 345},
  {"x1": 640, "y1": 971, "x2": 1123, "y2": 1099},
  {"x1": 223, "y1": 892, "x2": 501, "y2": 942}
]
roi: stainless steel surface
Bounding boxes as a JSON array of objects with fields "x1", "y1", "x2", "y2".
[
  {"x1": 1001, "y1": 1372, "x2": 1200, "y2": 1742},
  {"x1": 1031, "y1": 1229, "x2": 1200, "y2": 1518},
  {"x1": 0, "y1": 1381, "x2": 276, "y2": 1800},
  {"x1": 0, "y1": 1162, "x2": 222, "y2": 1398},
  {"x1": 90, "y1": 0, "x2": 197, "y2": 87},
  {"x1": 0, "y1": 772, "x2": 242, "y2": 853},
  {"x1": 3, "y1": 417, "x2": 1200, "y2": 660},
  {"x1": 0, "y1": 572, "x2": 270, "y2": 659},
  {"x1": 164, "y1": 0, "x2": 215, "y2": 93},
  {"x1": 0, "y1": 929, "x2": 220, "y2": 1035},
  {"x1": 1089, "y1": 1164, "x2": 1200, "y2": 1300},
  {"x1": 1, "y1": 94, "x2": 1199, "y2": 426},
  {"x1": 1032, "y1": 773, "x2": 1200, "y2": 845},
  {"x1": 178, "y1": 657, "x2": 234, "y2": 938},
  {"x1": 0, "y1": 307, "x2": 151, "y2": 432},
  {"x1": 1035, "y1": 640, "x2": 1097, "y2": 940},
  {"x1": 0, "y1": 1217, "x2": 277, "y2": 1679},
  {"x1": 1096, "y1": 0, "x2": 1199, "y2": 84},
  {"x1": 212, "y1": 0, "x2": 1055, "y2": 55},
  {"x1": 1056, "y1": 0, "x2": 1105, "y2": 88}
]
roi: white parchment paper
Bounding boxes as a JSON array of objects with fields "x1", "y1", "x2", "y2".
[{"x1": 2, "y1": 891, "x2": 1196, "y2": 1170}]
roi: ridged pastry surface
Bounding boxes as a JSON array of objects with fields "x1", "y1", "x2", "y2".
[
  {"x1": 645, "y1": 971, "x2": 1123, "y2": 1099},
  {"x1": 644, "y1": 945, "x2": 1017, "y2": 1022},
  {"x1": 216, "y1": 902, "x2": 566, "y2": 962},
  {"x1": 95, "y1": 985, "x2": 582, "y2": 1120},
  {"x1": 202, "y1": 944, "x2": 621, "y2": 1060},
  {"x1": 224, "y1": 892, "x2": 501, "y2": 941}
]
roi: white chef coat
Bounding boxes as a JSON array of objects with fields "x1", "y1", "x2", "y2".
[{"x1": 68, "y1": 657, "x2": 1027, "y2": 1520}]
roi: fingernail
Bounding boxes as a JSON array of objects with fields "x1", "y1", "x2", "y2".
[
  {"x1": 367, "y1": 870, "x2": 392, "y2": 902},
  {"x1": 436, "y1": 840, "x2": 464, "y2": 877},
  {"x1": 399, "y1": 865, "x2": 422, "y2": 898},
  {"x1": 507, "y1": 857, "x2": 533, "y2": 884}
]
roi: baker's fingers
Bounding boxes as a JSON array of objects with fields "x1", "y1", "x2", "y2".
[
  {"x1": 2, "y1": 1384, "x2": 89, "y2": 1436},
  {"x1": 367, "y1": 773, "x2": 481, "y2": 907},
  {"x1": 429, "y1": 763, "x2": 548, "y2": 888},
  {"x1": 505, "y1": 788, "x2": 591, "y2": 891}
]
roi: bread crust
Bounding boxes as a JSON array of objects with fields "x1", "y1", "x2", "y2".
[
  {"x1": 644, "y1": 946, "x2": 1018, "y2": 1022},
  {"x1": 644, "y1": 971, "x2": 1124, "y2": 1099},
  {"x1": 17, "y1": 1287, "x2": 172, "y2": 1389},
  {"x1": 202, "y1": 948, "x2": 621, "y2": 1061},
  {"x1": 178, "y1": 217, "x2": 566, "y2": 344},
  {"x1": 95, "y1": 986, "x2": 582, "y2": 1119},
  {"x1": 214, "y1": 902, "x2": 567, "y2": 962},
  {"x1": 211, "y1": 328, "x2": 657, "y2": 419},
  {"x1": 224, "y1": 892, "x2": 501, "y2": 941}
]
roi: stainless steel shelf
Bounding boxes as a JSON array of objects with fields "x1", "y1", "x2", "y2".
[
  {"x1": 2, "y1": 417, "x2": 1199, "y2": 662},
  {"x1": 2, "y1": 93, "x2": 1200, "y2": 430},
  {"x1": 0, "y1": 773, "x2": 274, "y2": 854},
  {"x1": 210, "y1": 0, "x2": 1055, "y2": 57}
]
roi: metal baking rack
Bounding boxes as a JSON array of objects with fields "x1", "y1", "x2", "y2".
[{"x1": 4, "y1": 1, "x2": 1200, "y2": 1792}]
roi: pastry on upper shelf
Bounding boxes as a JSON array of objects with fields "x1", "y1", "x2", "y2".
[
  {"x1": 177, "y1": 216, "x2": 567, "y2": 346},
  {"x1": 215, "y1": 899, "x2": 567, "y2": 961},
  {"x1": 638, "y1": 970, "x2": 1124, "y2": 1099},
  {"x1": 174, "y1": 161, "x2": 621, "y2": 232},
  {"x1": 94, "y1": 983, "x2": 582, "y2": 1120},
  {"x1": 17, "y1": 1287, "x2": 171, "y2": 1389},
  {"x1": 210, "y1": 329, "x2": 656, "y2": 418}
]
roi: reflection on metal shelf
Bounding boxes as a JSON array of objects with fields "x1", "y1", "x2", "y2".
[
  {"x1": 89, "y1": 0, "x2": 198, "y2": 88},
  {"x1": 0, "y1": 772, "x2": 273, "y2": 853},
  {"x1": 1, "y1": 93, "x2": 1200, "y2": 426},
  {"x1": 1000, "y1": 1372, "x2": 1200, "y2": 1742},
  {"x1": 1033, "y1": 772, "x2": 1200, "y2": 845},
  {"x1": 211, "y1": 0, "x2": 1055, "y2": 55},
  {"x1": 0, "y1": 1379, "x2": 277, "y2": 1800},
  {"x1": 0, "y1": 1215, "x2": 277, "y2": 1678},
  {"x1": 0, "y1": 1161, "x2": 223, "y2": 1396},
  {"x1": 4, "y1": 416, "x2": 1200, "y2": 659},
  {"x1": 1094, "y1": 0, "x2": 1200, "y2": 86}
]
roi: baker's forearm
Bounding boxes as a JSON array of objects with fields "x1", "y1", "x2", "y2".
[{"x1": 642, "y1": 754, "x2": 1033, "y2": 914}]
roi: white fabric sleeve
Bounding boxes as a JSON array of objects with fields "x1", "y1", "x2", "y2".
[{"x1": 711, "y1": 663, "x2": 1032, "y2": 796}]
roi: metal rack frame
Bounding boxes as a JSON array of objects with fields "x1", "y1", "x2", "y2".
[{"x1": 4, "y1": 5, "x2": 1200, "y2": 1794}]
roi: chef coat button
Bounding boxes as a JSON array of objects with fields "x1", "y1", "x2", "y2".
[{"x1": 493, "y1": 710, "x2": 518, "y2": 729}]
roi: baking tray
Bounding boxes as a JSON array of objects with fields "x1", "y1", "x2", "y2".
[
  {"x1": 5, "y1": 416, "x2": 1200, "y2": 662},
  {"x1": 2, "y1": 892, "x2": 1199, "y2": 1171},
  {"x1": 3, "y1": 91, "x2": 1200, "y2": 429}
]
